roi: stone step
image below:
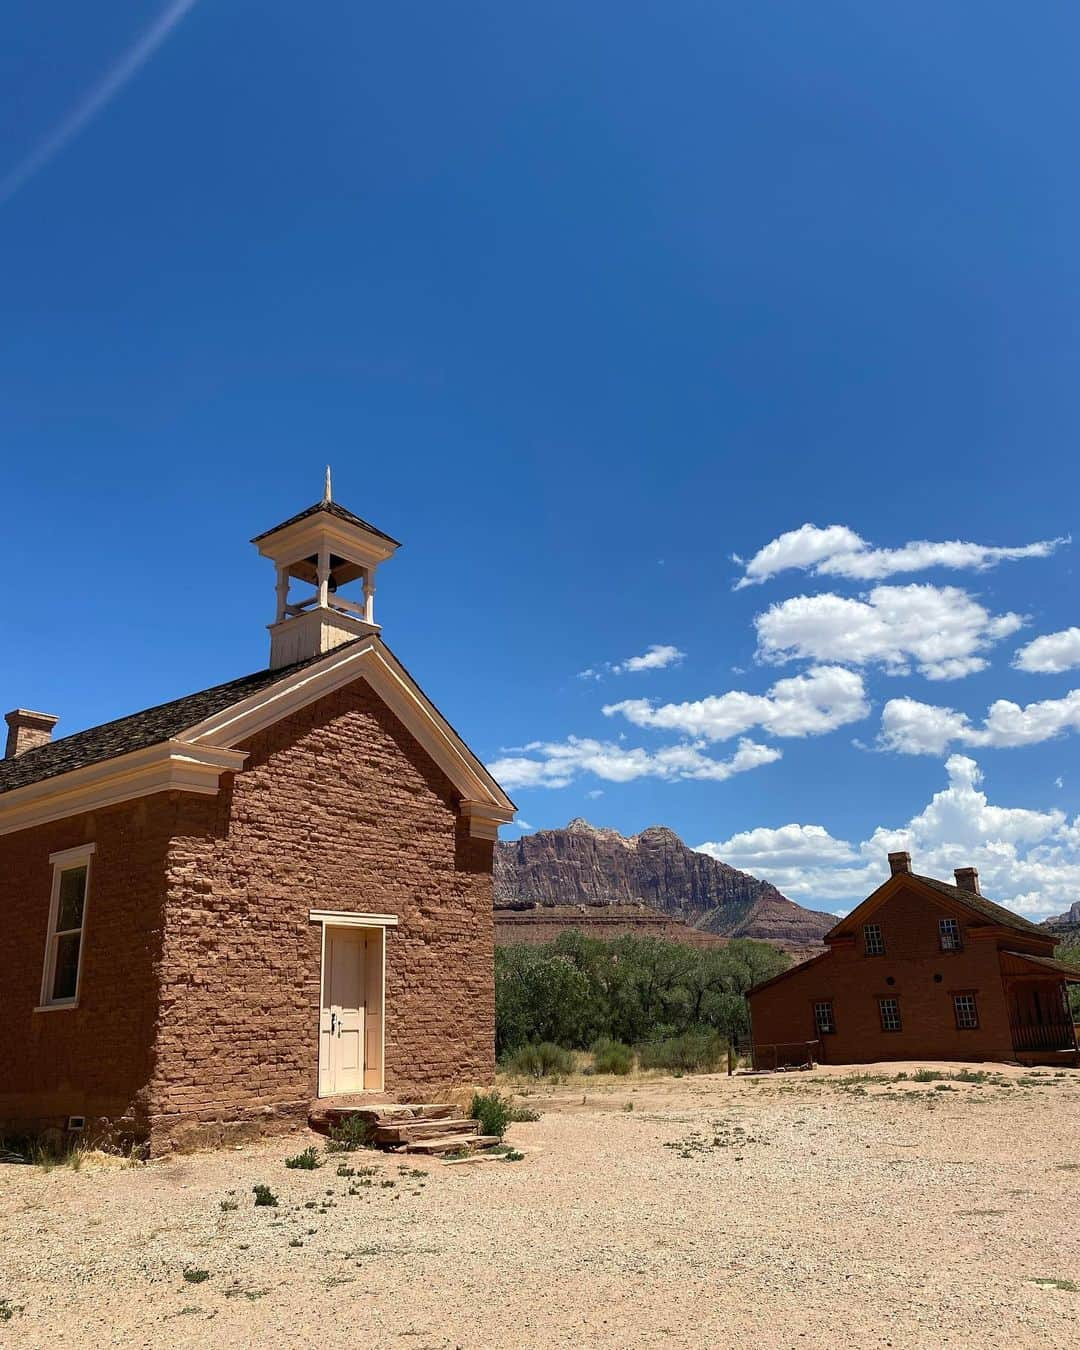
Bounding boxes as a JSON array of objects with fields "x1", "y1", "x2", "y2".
[
  {"x1": 373, "y1": 1116, "x2": 474, "y2": 1145},
  {"x1": 402, "y1": 1133, "x2": 502, "y2": 1156}
]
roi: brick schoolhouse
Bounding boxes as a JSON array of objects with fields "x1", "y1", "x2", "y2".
[
  {"x1": 748, "y1": 852, "x2": 1079, "y2": 1069},
  {"x1": 0, "y1": 479, "x2": 514, "y2": 1153}
]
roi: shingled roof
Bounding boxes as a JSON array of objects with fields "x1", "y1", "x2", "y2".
[
  {"x1": 250, "y1": 500, "x2": 401, "y2": 547},
  {"x1": 0, "y1": 646, "x2": 357, "y2": 796},
  {"x1": 913, "y1": 873, "x2": 1046, "y2": 936}
]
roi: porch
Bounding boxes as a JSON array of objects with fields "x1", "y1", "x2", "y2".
[{"x1": 1001, "y1": 950, "x2": 1080, "y2": 1066}]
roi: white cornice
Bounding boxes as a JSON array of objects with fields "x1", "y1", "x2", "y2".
[
  {"x1": 0, "y1": 638, "x2": 514, "y2": 841},
  {"x1": 0, "y1": 742, "x2": 248, "y2": 838}
]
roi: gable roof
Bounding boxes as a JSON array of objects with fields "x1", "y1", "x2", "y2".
[
  {"x1": 250, "y1": 500, "x2": 401, "y2": 548},
  {"x1": 824, "y1": 870, "x2": 1047, "y2": 942},
  {"x1": 0, "y1": 647, "x2": 340, "y2": 796},
  {"x1": 1002, "y1": 950, "x2": 1080, "y2": 981},
  {"x1": 0, "y1": 637, "x2": 515, "y2": 836},
  {"x1": 912, "y1": 874, "x2": 1046, "y2": 936}
]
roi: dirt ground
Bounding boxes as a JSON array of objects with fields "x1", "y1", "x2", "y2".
[{"x1": 1, "y1": 1060, "x2": 1078, "y2": 1349}]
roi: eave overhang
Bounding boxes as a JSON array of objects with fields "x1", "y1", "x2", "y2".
[{"x1": 0, "y1": 637, "x2": 515, "y2": 841}]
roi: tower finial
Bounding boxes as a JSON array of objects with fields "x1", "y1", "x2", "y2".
[{"x1": 323, "y1": 465, "x2": 332, "y2": 503}]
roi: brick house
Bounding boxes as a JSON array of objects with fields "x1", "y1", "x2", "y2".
[
  {"x1": 748, "y1": 852, "x2": 1079, "y2": 1069},
  {"x1": 0, "y1": 481, "x2": 514, "y2": 1153}
]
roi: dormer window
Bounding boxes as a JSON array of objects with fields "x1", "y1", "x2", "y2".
[
  {"x1": 939, "y1": 918, "x2": 963, "y2": 952},
  {"x1": 863, "y1": 922, "x2": 885, "y2": 956}
]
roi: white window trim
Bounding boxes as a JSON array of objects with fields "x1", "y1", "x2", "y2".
[
  {"x1": 308, "y1": 910, "x2": 399, "y2": 929},
  {"x1": 37, "y1": 843, "x2": 95, "y2": 1012}
]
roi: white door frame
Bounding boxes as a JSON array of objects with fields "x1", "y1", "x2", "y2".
[{"x1": 311, "y1": 911, "x2": 397, "y2": 1098}]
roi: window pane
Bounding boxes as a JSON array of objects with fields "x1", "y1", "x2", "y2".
[
  {"x1": 51, "y1": 933, "x2": 82, "y2": 1001},
  {"x1": 57, "y1": 866, "x2": 87, "y2": 930}
]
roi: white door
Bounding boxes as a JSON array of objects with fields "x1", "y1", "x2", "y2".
[{"x1": 319, "y1": 929, "x2": 366, "y2": 1096}]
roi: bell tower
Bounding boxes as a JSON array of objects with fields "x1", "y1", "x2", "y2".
[{"x1": 251, "y1": 469, "x2": 401, "y2": 669}]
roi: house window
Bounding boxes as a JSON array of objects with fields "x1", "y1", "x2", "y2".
[
  {"x1": 878, "y1": 997, "x2": 902, "y2": 1032},
  {"x1": 939, "y1": 918, "x2": 963, "y2": 951},
  {"x1": 863, "y1": 923, "x2": 885, "y2": 956},
  {"x1": 813, "y1": 1001, "x2": 836, "y2": 1035},
  {"x1": 40, "y1": 845, "x2": 94, "y2": 1008},
  {"x1": 953, "y1": 993, "x2": 979, "y2": 1030}
]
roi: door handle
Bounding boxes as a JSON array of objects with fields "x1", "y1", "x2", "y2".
[{"x1": 330, "y1": 1012, "x2": 338, "y2": 1036}]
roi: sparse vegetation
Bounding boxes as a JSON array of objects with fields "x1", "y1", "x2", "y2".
[
  {"x1": 591, "y1": 1036, "x2": 634, "y2": 1075},
  {"x1": 284, "y1": 1147, "x2": 322, "y2": 1170},
  {"x1": 470, "y1": 1090, "x2": 513, "y2": 1138},
  {"x1": 325, "y1": 1115, "x2": 375, "y2": 1152},
  {"x1": 252, "y1": 1184, "x2": 278, "y2": 1207},
  {"x1": 183, "y1": 1268, "x2": 210, "y2": 1284},
  {"x1": 498, "y1": 1041, "x2": 576, "y2": 1079},
  {"x1": 638, "y1": 1029, "x2": 727, "y2": 1074}
]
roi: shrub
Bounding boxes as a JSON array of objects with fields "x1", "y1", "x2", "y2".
[
  {"x1": 637, "y1": 1029, "x2": 726, "y2": 1074},
  {"x1": 284, "y1": 1147, "x2": 322, "y2": 1170},
  {"x1": 183, "y1": 1269, "x2": 210, "y2": 1284},
  {"x1": 499, "y1": 1041, "x2": 575, "y2": 1079},
  {"x1": 470, "y1": 1090, "x2": 512, "y2": 1139},
  {"x1": 591, "y1": 1037, "x2": 634, "y2": 1075},
  {"x1": 252, "y1": 1184, "x2": 278, "y2": 1207},
  {"x1": 509, "y1": 1103, "x2": 541, "y2": 1123},
  {"x1": 325, "y1": 1115, "x2": 374, "y2": 1152}
]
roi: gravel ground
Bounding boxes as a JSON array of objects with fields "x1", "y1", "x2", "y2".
[{"x1": 1, "y1": 1060, "x2": 1078, "y2": 1348}]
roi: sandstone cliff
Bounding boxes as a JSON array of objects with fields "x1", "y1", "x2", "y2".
[{"x1": 495, "y1": 818, "x2": 837, "y2": 945}]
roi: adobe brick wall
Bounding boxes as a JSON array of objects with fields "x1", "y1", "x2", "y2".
[
  {"x1": 148, "y1": 677, "x2": 495, "y2": 1152},
  {"x1": 0, "y1": 797, "x2": 170, "y2": 1144},
  {"x1": 749, "y1": 884, "x2": 1037, "y2": 1066}
]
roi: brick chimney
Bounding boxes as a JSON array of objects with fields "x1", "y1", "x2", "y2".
[
  {"x1": 888, "y1": 851, "x2": 912, "y2": 876},
  {"x1": 953, "y1": 866, "x2": 980, "y2": 895},
  {"x1": 4, "y1": 709, "x2": 59, "y2": 759}
]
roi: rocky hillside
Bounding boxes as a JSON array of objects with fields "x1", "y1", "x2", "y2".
[
  {"x1": 1044, "y1": 901, "x2": 1080, "y2": 928},
  {"x1": 495, "y1": 818, "x2": 837, "y2": 946}
]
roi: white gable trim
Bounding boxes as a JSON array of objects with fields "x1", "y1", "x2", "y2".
[
  {"x1": 0, "y1": 742, "x2": 248, "y2": 838},
  {"x1": 183, "y1": 637, "x2": 516, "y2": 832},
  {"x1": 0, "y1": 637, "x2": 514, "y2": 840}
]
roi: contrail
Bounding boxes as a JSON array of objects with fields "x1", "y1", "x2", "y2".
[{"x1": 0, "y1": 0, "x2": 200, "y2": 205}]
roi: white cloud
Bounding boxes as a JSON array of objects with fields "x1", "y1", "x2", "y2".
[
  {"x1": 603, "y1": 665, "x2": 868, "y2": 742},
  {"x1": 1014, "y1": 626, "x2": 1080, "y2": 674},
  {"x1": 755, "y1": 584, "x2": 1024, "y2": 680},
  {"x1": 879, "y1": 689, "x2": 1080, "y2": 755},
  {"x1": 578, "y1": 644, "x2": 685, "y2": 681},
  {"x1": 695, "y1": 755, "x2": 1078, "y2": 919},
  {"x1": 698, "y1": 823, "x2": 856, "y2": 870},
  {"x1": 735, "y1": 522, "x2": 1066, "y2": 589},
  {"x1": 487, "y1": 736, "x2": 781, "y2": 791}
]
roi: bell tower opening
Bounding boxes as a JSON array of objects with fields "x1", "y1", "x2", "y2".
[{"x1": 251, "y1": 469, "x2": 401, "y2": 669}]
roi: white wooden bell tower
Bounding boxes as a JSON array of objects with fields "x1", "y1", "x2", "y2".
[{"x1": 251, "y1": 470, "x2": 401, "y2": 669}]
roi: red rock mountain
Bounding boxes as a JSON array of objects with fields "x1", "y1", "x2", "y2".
[{"x1": 495, "y1": 818, "x2": 837, "y2": 945}]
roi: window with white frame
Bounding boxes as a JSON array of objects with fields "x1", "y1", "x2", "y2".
[
  {"x1": 813, "y1": 1001, "x2": 836, "y2": 1035},
  {"x1": 953, "y1": 992, "x2": 979, "y2": 1029},
  {"x1": 40, "y1": 845, "x2": 94, "y2": 1007},
  {"x1": 863, "y1": 922, "x2": 885, "y2": 956},
  {"x1": 878, "y1": 997, "x2": 902, "y2": 1032},
  {"x1": 938, "y1": 917, "x2": 963, "y2": 951}
]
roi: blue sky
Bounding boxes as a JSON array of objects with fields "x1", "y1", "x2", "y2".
[{"x1": 2, "y1": 3, "x2": 1078, "y2": 916}]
